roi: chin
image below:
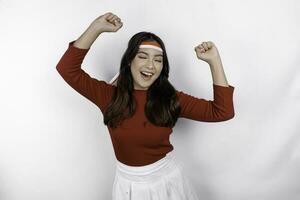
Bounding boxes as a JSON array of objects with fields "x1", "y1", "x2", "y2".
[{"x1": 138, "y1": 82, "x2": 151, "y2": 89}]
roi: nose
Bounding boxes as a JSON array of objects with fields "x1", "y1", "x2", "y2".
[
  {"x1": 146, "y1": 64, "x2": 154, "y2": 69},
  {"x1": 146, "y1": 60, "x2": 155, "y2": 69}
]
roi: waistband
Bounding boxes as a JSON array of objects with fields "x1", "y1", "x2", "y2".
[{"x1": 115, "y1": 151, "x2": 175, "y2": 176}]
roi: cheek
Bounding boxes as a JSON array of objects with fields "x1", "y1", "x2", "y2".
[
  {"x1": 156, "y1": 66, "x2": 163, "y2": 76},
  {"x1": 130, "y1": 66, "x2": 140, "y2": 79},
  {"x1": 152, "y1": 69, "x2": 162, "y2": 81}
]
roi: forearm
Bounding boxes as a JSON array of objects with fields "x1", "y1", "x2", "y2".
[
  {"x1": 209, "y1": 59, "x2": 229, "y2": 87},
  {"x1": 73, "y1": 24, "x2": 103, "y2": 49}
]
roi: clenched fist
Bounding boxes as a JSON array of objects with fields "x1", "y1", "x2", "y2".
[
  {"x1": 90, "y1": 12, "x2": 123, "y2": 33},
  {"x1": 194, "y1": 41, "x2": 221, "y2": 65}
]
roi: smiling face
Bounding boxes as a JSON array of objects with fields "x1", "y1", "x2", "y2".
[{"x1": 130, "y1": 48, "x2": 163, "y2": 90}]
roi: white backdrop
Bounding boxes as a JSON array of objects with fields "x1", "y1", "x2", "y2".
[{"x1": 1, "y1": 0, "x2": 300, "y2": 199}]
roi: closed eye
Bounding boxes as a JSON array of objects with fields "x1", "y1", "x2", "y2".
[{"x1": 138, "y1": 56, "x2": 162, "y2": 63}]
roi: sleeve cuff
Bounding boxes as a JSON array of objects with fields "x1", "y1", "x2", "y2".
[
  {"x1": 213, "y1": 83, "x2": 235, "y2": 91},
  {"x1": 68, "y1": 40, "x2": 91, "y2": 52}
]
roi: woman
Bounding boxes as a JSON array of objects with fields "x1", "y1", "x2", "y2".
[{"x1": 56, "y1": 12, "x2": 235, "y2": 200}]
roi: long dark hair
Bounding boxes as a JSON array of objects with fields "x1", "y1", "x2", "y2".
[{"x1": 104, "y1": 31, "x2": 181, "y2": 129}]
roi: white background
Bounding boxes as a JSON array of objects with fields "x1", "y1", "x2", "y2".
[{"x1": 1, "y1": 0, "x2": 300, "y2": 199}]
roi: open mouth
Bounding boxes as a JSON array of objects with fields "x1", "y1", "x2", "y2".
[{"x1": 140, "y1": 71, "x2": 153, "y2": 80}]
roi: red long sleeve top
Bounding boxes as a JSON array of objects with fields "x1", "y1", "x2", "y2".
[{"x1": 56, "y1": 40, "x2": 235, "y2": 166}]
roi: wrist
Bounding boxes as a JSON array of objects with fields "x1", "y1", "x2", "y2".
[
  {"x1": 87, "y1": 24, "x2": 104, "y2": 35},
  {"x1": 209, "y1": 57, "x2": 223, "y2": 68}
]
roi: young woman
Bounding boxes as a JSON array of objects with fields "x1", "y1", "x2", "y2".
[{"x1": 56, "y1": 12, "x2": 235, "y2": 200}]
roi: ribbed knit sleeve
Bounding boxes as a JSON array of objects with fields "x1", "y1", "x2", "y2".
[
  {"x1": 176, "y1": 84, "x2": 235, "y2": 122},
  {"x1": 56, "y1": 40, "x2": 114, "y2": 112}
]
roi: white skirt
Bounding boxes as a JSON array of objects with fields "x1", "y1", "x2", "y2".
[{"x1": 112, "y1": 151, "x2": 199, "y2": 200}]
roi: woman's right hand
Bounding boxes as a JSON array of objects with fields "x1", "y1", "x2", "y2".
[{"x1": 90, "y1": 12, "x2": 123, "y2": 33}]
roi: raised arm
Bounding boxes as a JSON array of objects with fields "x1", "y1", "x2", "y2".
[
  {"x1": 56, "y1": 39, "x2": 112, "y2": 111},
  {"x1": 56, "y1": 12, "x2": 123, "y2": 112},
  {"x1": 178, "y1": 41, "x2": 235, "y2": 122}
]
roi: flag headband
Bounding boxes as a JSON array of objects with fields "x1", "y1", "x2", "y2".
[{"x1": 139, "y1": 41, "x2": 163, "y2": 52}]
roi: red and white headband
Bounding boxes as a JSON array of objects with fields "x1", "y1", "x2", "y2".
[{"x1": 139, "y1": 40, "x2": 163, "y2": 52}]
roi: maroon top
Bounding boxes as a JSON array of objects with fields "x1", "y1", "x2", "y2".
[{"x1": 56, "y1": 40, "x2": 235, "y2": 166}]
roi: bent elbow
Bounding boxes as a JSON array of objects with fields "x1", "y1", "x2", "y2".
[
  {"x1": 56, "y1": 64, "x2": 63, "y2": 74},
  {"x1": 225, "y1": 112, "x2": 235, "y2": 120}
]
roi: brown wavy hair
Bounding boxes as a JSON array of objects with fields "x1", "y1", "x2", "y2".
[{"x1": 104, "y1": 31, "x2": 181, "y2": 129}]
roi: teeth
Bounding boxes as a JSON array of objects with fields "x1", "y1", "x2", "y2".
[{"x1": 141, "y1": 71, "x2": 153, "y2": 76}]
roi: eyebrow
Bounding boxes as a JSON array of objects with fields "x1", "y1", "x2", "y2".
[{"x1": 137, "y1": 51, "x2": 163, "y2": 57}]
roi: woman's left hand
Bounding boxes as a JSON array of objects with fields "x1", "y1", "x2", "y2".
[{"x1": 194, "y1": 41, "x2": 221, "y2": 65}]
